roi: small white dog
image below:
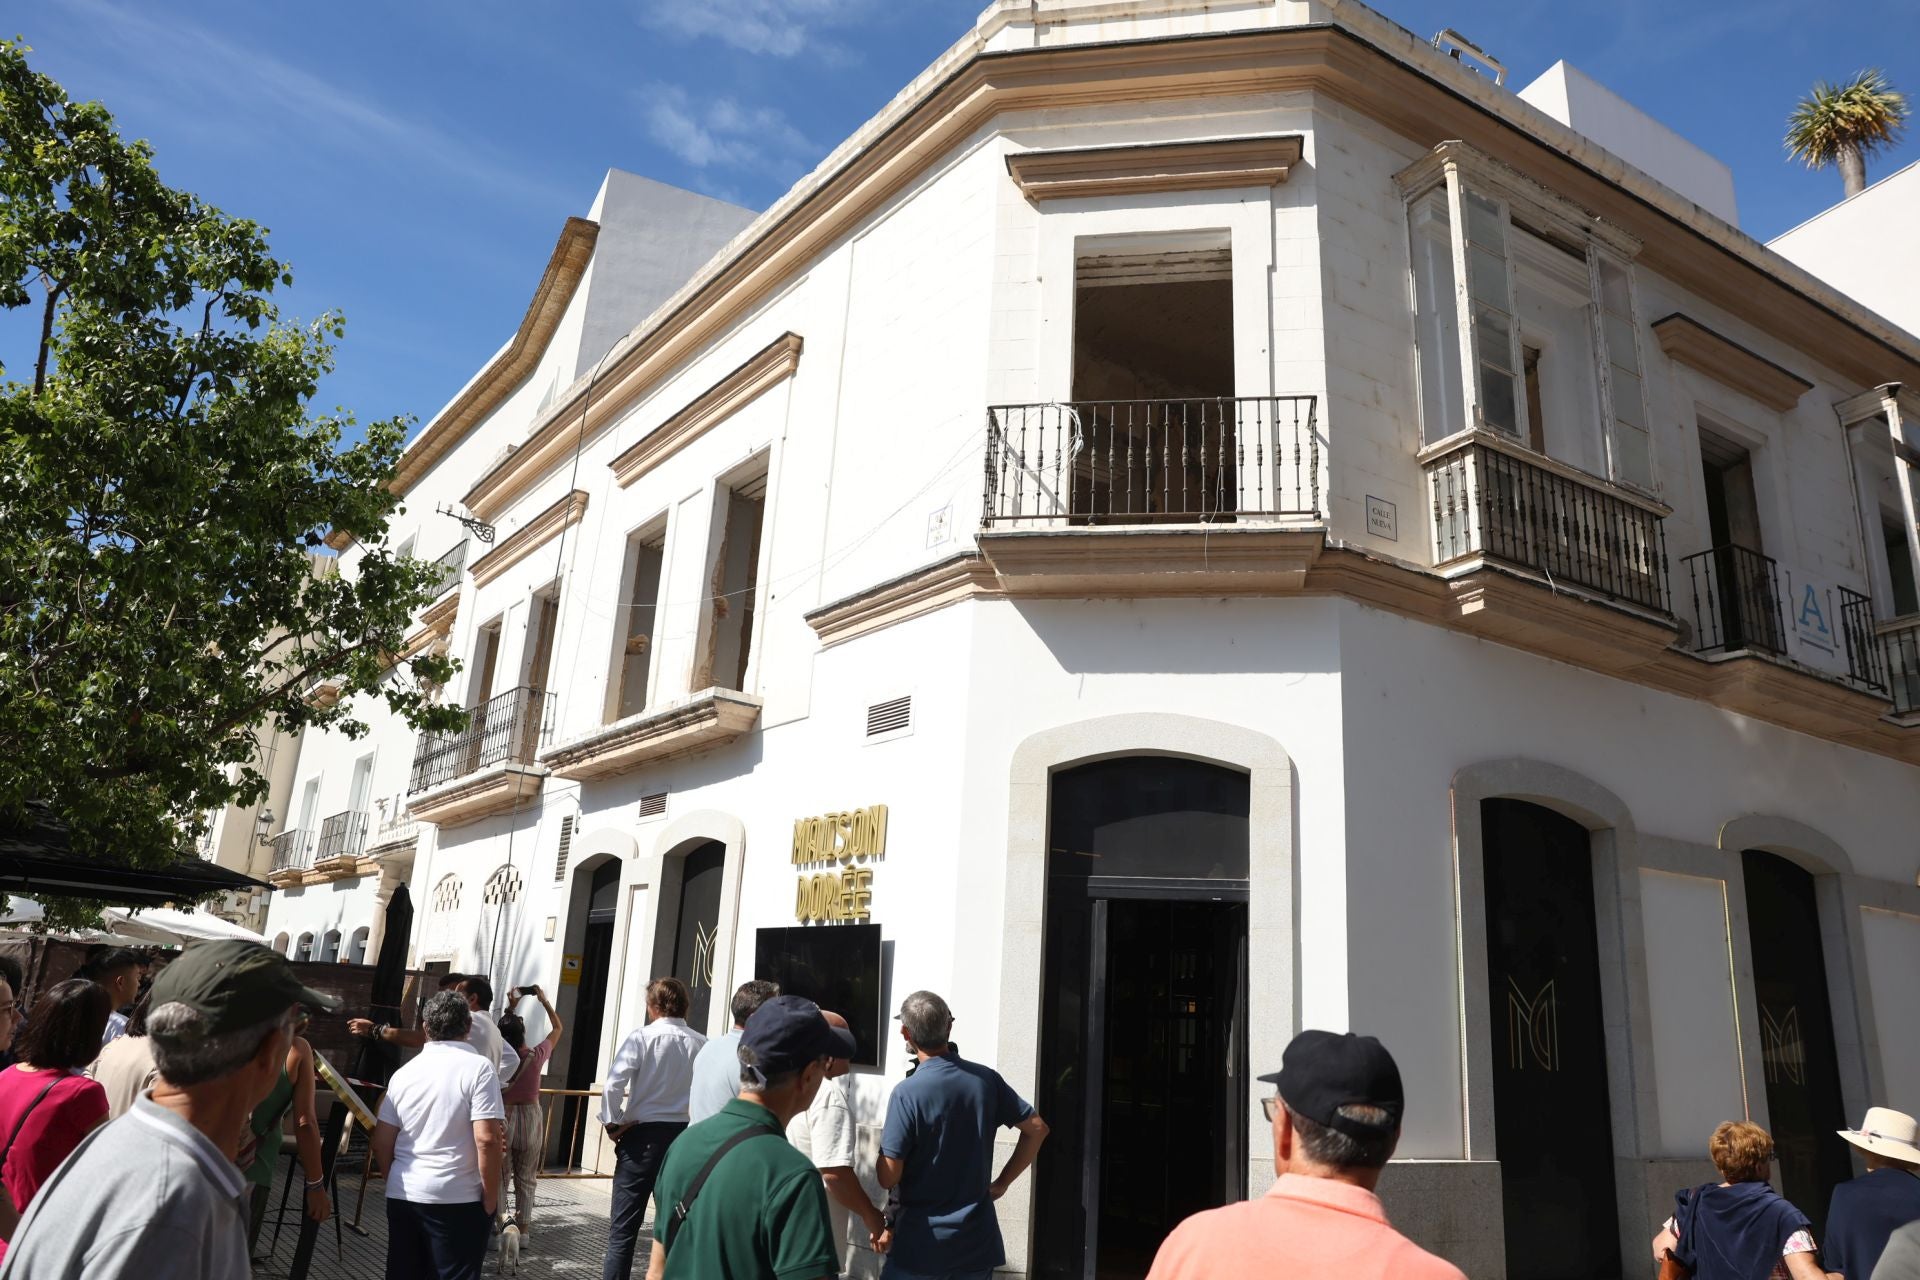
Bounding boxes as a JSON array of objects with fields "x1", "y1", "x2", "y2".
[{"x1": 498, "y1": 1223, "x2": 522, "y2": 1275}]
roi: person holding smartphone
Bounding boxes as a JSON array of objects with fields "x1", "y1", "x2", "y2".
[{"x1": 497, "y1": 986, "x2": 562, "y2": 1239}]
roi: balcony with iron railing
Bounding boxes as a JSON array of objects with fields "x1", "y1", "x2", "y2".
[
  {"x1": 1882, "y1": 616, "x2": 1920, "y2": 715},
  {"x1": 408, "y1": 685, "x2": 553, "y2": 797},
  {"x1": 429, "y1": 540, "x2": 468, "y2": 598},
  {"x1": 983, "y1": 396, "x2": 1320, "y2": 525},
  {"x1": 267, "y1": 828, "x2": 314, "y2": 883},
  {"x1": 1422, "y1": 432, "x2": 1671, "y2": 615},
  {"x1": 1679, "y1": 544, "x2": 1786, "y2": 657},
  {"x1": 314, "y1": 810, "x2": 371, "y2": 866}
]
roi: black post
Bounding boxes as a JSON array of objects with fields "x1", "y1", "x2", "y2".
[{"x1": 286, "y1": 1100, "x2": 349, "y2": 1280}]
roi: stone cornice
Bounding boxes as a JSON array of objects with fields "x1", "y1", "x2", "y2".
[
  {"x1": 540, "y1": 689, "x2": 764, "y2": 781},
  {"x1": 1652, "y1": 314, "x2": 1815, "y2": 412},
  {"x1": 468, "y1": 490, "x2": 588, "y2": 589},
  {"x1": 608, "y1": 334, "x2": 803, "y2": 491},
  {"x1": 1005, "y1": 135, "x2": 1303, "y2": 201},
  {"x1": 405, "y1": 763, "x2": 546, "y2": 829},
  {"x1": 806, "y1": 553, "x2": 1004, "y2": 648}
]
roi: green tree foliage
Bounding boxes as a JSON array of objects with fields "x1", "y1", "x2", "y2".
[
  {"x1": 1785, "y1": 69, "x2": 1909, "y2": 199},
  {"x1": 0, "y1": 39, "x2": 461, "y2": 922}
]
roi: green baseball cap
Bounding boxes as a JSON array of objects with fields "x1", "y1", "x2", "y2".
[{"x1": 149, "y1": 940, "x2": 341, "y2": 1035}]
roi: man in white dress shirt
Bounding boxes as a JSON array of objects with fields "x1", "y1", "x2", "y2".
[
  {"x1": 688, "y1": 978, "x2": 779, "y2": 1123},
  {"x1": 598, "y1": 977, "x2": 704, "y2": 1280},
  {"x1": 456, "y1": 975, "x2": 519, "y2": 1082}
]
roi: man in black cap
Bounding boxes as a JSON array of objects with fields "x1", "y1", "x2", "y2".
[
  {"x1": 0, "y1": 939, "x2": 340, "y2": 1280},
  {"x1": 644, "y1": 995, "x2": 855, "y2": 1280},
  {"x1": 1145, "y1": 1029, "x2": 1464, "y2": 1280}
]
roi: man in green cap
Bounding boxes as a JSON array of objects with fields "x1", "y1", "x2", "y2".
[{"x1": 0, "y1": 939, "x2": 339, "y2": 1280}]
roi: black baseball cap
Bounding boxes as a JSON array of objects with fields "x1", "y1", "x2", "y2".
[
  {"x1": 1259, "y1": 1029, "x2": 1404, "y2": 1138},
  {"x1": 740, "y1": 995, "x2": 857, "y2": 1078},
  {"x1": 149, "y1": 940, "x2": 342, "y2": 1036}
]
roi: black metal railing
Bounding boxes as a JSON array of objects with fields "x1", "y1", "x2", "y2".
[
  {"x1": 1425, "y1": 438, "x2": 1669, "y2": 613},
  {"x1": 269, "y1": 828, "x2": 314, "y2": 874},
  {"x1": 1838, "y1": 587, "x2": 1887, "y2": 691},
  {"x1": 408, "y1": 685, "x2": 552, "y2": 794},
  {"x1": 1680, "y1": 544, "x2": 1786, "y2": 656},
  {"x1": 1882, "y1": 616, "x2": 1920, "y2": 714},
  {"x1": 982, "y1": 396, "x2": 1320, "y2": 525},
  {"x1": 315, "y1": 810, "x2": 371, "y2": 863},
  {"x1": 429, "y1": 541, "x2": 467, "y2": 598}
]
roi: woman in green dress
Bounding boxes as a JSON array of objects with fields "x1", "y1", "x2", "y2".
[{"x1": 243, "y1": 1009, "x2": 331, "y2": 1256}]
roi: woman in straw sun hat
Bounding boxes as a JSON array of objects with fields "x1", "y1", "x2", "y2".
[{"x1": 1823, "y1": 1107, "x2": 1920, "y2": 1280}]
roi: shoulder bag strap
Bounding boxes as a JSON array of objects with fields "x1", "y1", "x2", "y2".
[
  {"x1": 0, "y1": 1074, "x2": 70, "y2": 1178},
  {"x1": 664, "y1": 1126, "x2": 780, "y2": 1252}
]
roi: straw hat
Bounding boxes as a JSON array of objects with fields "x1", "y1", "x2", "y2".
[{"x1": 1838, "y1": 1107, "x2": 1920, "y2": 1164}]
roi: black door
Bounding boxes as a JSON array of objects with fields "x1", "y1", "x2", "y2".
[
  {"x1": 671, "y1": 841, "x2": 726, "y2": 1032},
  {"x1": 1033, "y1": 758, "x2": 1250, "y2": 1280},
  {"x1": 1482, "y1": 799, "x2": 1621, "y2": 1280},
  {"x1": 1742, "y1": 850, "x2": 1851, "y2": 1238},
  {"x1": 560, "y1": 858, "x2": 621, "y2": 1168}
]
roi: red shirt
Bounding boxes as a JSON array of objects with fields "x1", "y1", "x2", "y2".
[
  {"x1": 501, "y1": 1039, "x2": 553, "y2": 1106},
  {"x1": 0, "y1": 1066, "x2": 108, "y2": 1260},
  {"x1": 1146, "y1": 1173, "x2": 1468, "y2": 1280}
]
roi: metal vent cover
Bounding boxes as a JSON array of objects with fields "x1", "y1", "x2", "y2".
[
  {"x1": 866, "y1": 695, "x2": 912, "y2": 737},
  {"x1": 639, "y1": 792, "x2": 668, "y2": 818},
  {"x1": 551, "y1": 814, "x2": 575, "y2": 883}
]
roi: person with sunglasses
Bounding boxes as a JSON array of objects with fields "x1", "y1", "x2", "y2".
[{"x1": 241, "y1": 1005, "x2": 331, "y2": 1256}]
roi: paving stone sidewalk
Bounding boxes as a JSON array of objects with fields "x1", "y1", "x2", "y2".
[{"x1": 251, "y1": 1164, "x2": 623, "y2": 1280}]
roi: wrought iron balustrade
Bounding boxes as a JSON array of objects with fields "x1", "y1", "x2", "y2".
[
  {"x1": 407, "y1": 685, "x2": 553, "y2": 795},
  {"x1": 983, "y1": 396, "x2": 1320, "y2": 525},
  {"x1": 429, "y1": 541, "x2": 467, "y2": 598},
  {"x1": 1838, "y1": 587, "x2": 1887, "y2": 691},
  {"x1": 269, "y1": 828, "x2": 314, "y2": 874},
  {"x1": 1680, "y1": 544, "x2": 1786, "y2": 656},
  {"x1": 1882, "y1": 616, "x2": 1920, "y2": 714},
  {"x1": 315, "y1": 810, "x2": 371, "y2": 864},
  {"x1": 1424, "y1": 437, "x2": 1669, "y2": 613}
]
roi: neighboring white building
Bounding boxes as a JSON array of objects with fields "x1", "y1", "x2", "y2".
[
  {"x1": 1772, "y1": 159, "x2": 1920, "y2": 341},
  {"x1": 262, "y1": 6, "x2": 1920, "y2": 1278}
]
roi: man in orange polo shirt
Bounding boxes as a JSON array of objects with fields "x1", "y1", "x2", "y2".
[{"x1": 1146, "y1": 1030, "x2": 1466, "y2": 1280}]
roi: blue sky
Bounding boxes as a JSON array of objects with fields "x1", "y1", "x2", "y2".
[{"x1": 8, "y1": 0, "x2": 1918, "y2": 438}]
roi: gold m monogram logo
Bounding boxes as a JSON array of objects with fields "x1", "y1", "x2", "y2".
[
  {"x1": 1507, "y1": 977, "x2": 1559, "y2": 1072},
  {"x1": 1761, "y1": 1005, "x2": 1805, "y2": 1086},
  {"x1": 689, "y1": 920, "x2": 718, "y2": 992}
]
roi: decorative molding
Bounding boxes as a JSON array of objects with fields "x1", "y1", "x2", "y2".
[
  {"x1": 468, "y1": 490, "x2": 588, "y2": 588},
  {"x1": 394, "y1": 218, "x2": 598, "y2": 496},
  {"x1": 1005, "y1": 135, "x2": 1303, "y2": 201},
  {"x1": 405, "y1": 763, "x2": 546, "y2": 829},
  {"x1": 607, "y1": 334, "x2": 803, "y2": 491},
  {"x1": 541, "y1": 689, "x2": 763, "y2": 781},
  {"x1": 419, "y1": 592, "x2": 460, "y2": 635},
  {"x1": 1652, "y1": 315, "x2": 1814, "y2": 412},
  {"x1": 308, "y1": 854, "x2": 378, "y2": 884},
  {"x1": 323, "y1": 529, "x2": 352, "y2": 551},
  {"x1": 806, "y1": 553, "x2": 1003, "y2": 647},
  {"x1": 304, "y1": 679, "x2": 344, "y2": 710},
  {"x1": 979, "y1": 524, "x2": 1327, "y2": 595}
]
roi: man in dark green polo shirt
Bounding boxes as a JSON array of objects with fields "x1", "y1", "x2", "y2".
[{"x1": 646, "y1": 995, "x2": 857, "y2": 1280}]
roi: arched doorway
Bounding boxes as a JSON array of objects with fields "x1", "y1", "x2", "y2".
[
  {"x1": 1033, "y1": 757, "x2": 1250, "y2": 1280},
  {"x1": 1481, "y1": 798, "x2": 1620, "y2": 1280},
  {"x1": 1740, "y1": 849, "x2": 1850, "y2": 1237},
  {"x1": 558, "y1": 856, "x2": 622, "y2": 1167}
]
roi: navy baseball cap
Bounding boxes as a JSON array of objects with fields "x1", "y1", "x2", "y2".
[
  {"x1": 1259, "y1": 1029, "x2": 1404, "y2": 1138},
  {"x1": 740, "y1": 995, "x2": 857, "y2": 1078}
]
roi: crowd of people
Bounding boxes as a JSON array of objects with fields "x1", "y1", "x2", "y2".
[{"x1": 0, "y1": 942, "x2": 1909, "y2": 1279}]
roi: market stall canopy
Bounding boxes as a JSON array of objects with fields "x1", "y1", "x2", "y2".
[
  {"x1": 108, "y1": 906, "x2": 266, "y2": 944},
  {"x1": 0, "y1": 802, "x2": 270, "y2": 908}
]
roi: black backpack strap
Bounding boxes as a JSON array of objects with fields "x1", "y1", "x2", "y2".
[{"x1": 663, "y1": 1126, "x2": 779, "y2": 1251}]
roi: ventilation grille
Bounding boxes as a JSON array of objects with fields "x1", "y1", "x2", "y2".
[
  {"x1": 552, "y1": 815, "x2": 575, "y2": 883},
  {"x1": 638, "y1": 792, "x2": 667, "y2": 819},
  {"x1": 866, "y1": 695, "x2": 912, "y2": 737}
]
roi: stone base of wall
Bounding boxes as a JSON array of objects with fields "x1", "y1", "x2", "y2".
[{"x1": 1376, "y1": 1159, "x2": 1506, "y2": 1279}]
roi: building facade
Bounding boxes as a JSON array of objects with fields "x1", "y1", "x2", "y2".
[{"x1": 262, "y1": 5, "x2": 1920, "y2": 1278}]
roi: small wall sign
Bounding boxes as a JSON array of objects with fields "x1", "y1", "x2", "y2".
[
  {"x1": 559, "y1": 953, "x2": 583, "y2": 986},
  {"x1": 1366, "y1": 495, "x2": 1398, "y2": 542}
]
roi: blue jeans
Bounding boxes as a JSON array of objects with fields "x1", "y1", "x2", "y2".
[
  {"x1": 601, "y1": 1121, "x2": 685, "y2": 1280},
  {"x1": 385, "y1": 1199, "x2": 489, "y2": 1280},
  {"x1": 879, "y1": 1266, "x2": 993, "y2": 1280}
]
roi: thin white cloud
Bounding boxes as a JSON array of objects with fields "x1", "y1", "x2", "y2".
[
  {"x1": 636, "y1": 0, "x2": 881, "y2": 59},
  {"x1": 642, "y1": 84, "x2": 817, "y2": 173}
]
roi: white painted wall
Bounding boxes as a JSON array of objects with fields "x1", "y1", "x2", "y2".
[
  {"x1": 1859, "y1": 906, "x2": 1920, "y2": 1116},
  {"x1": 1637, "y1": 869, "x2": 1746, "y2": 1156},
  {"x1": 1771, "y1": 161, "x2": 1920, "y2": 342}
]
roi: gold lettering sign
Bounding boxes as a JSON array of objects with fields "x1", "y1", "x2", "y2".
[{"x1": 791, "y1": 806, "x2": 886, "y2": 922}]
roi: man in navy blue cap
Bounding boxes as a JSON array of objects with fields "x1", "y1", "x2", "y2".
[
  {"x1": 645, "y1": 995, "x2": 856, "y2": 1280},
  {"x1": 1145, "y1": 1029, "x2": 1465, "y2": 1280}
]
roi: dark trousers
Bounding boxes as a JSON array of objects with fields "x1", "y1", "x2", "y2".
[
  {"x1": 601, "y1": 1121, "x2": 686, "y2": 1280},
  {"x1": 385, "y1": 1198, "x2": 490, "y2": 1280}
]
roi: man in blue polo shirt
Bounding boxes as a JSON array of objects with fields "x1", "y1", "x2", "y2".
[{"x1": 877, "y1": 991, "x2": 1049, "y2": 1280}]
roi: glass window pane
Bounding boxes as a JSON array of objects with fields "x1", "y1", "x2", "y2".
[
  {"x1": 1614, "y1": 422, "x2": 1652, "y2": 490},
  {"x1": 1469, "y1": 246, "x2": 1511, "y2": 308},
  {"x1": 1604, "y1": 314, "x2": 1639, "y2": 373},
  {"x1": 1611, "y1": 369, "x2": 1645, "y2": 429},
  {"x1": 1598, "y1": 260, "x2": 1632, "y2": 315},
  {"x1": 1481, "y1": 364, "x2": 1519, "y2": 434},
  {"x1": 1476, "y1": 306, "x2": 1516, "y2": 373},
  {"x1": 1410, "y1": 191, "x2": 1465, "y2": 445},
  {"x1": 1465, "y1": 190, "x2": 1504, "y2": 248}
]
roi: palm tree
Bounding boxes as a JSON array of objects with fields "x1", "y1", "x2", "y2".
[{"x1": 1785, "y1": 70, "x2": 1910, "y2": 199}]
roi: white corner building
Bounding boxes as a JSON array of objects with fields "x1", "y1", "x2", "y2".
[{"x1": 260, "y1": 5, "x2": 1920, "y2": 1277}]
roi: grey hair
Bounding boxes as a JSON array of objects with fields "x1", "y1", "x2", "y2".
[
  {"x1": 148, "y1": 1002, "x2": 295, "y2": 1086},
  {"x1": 736, "y1": 1042, "x2": 804, "y2": 1091},
  {"x1": 1292, "y1": 1104, "x2": 1398, "y2": 1171},
  {"x1": 422, "y1": 990, "x2": 473, "y2": 1041},
  {"x1": 898, "y1": 990, "x2": 952, "y2": 1052}
]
